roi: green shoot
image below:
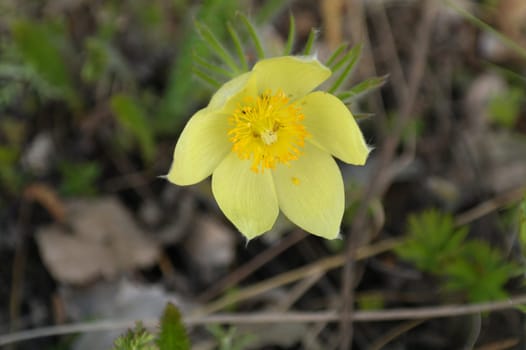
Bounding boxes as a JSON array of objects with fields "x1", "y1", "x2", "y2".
[
  {"x1": 195, "y1": 21, "x2": 240, "y2": 74},
  {"x1": 396, "y1": 209, "x2": 519, "y2": 302},
  {"x1": 110, "y1": 94, "x2": 156, "y2": 162},
  {"x1": 326, "y1": 42, "x2": 349, "y2": 68},
  {"x1": 193, "y1": 53, "x2": 235, "y2": 78},
  {"x1": 227, "y1": 22, "x2": 248, "y2": 71},
  {"x1": 156, "y1": 303, "x2": 190, "y2": 350},
  {"x1": 328, "y1": 44, "x2": 362, "y2": 93},
  {"x1": 302, "y1": 28, "x2": 317, "y2": 55},
  {"x1": 337, "y1": 75, "x2": 388, "y2": 102},
  {"x1": 284, "y1": 14, "x2": 296, "y2": 55},
  {"x1": 112, "y1": 303, "x2": 190, "y2": 350},
  {"x1": 237, "y1": 13, "x2": 265, "y2": 60},
  {"x1": 112, "y1": 323, "x2": 156, "y2": 350},
  {"x1": 396, "y1": 209, "x2": 468, "y2": 272}
]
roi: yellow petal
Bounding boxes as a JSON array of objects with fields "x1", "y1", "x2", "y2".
[
  {"x1": 208, "y1": 72, "x2": 255, "y2": 113},
  {"x1": 252, "y1": 56, "x2": 331, "y2": 100},
  {"x1": 212, "y1": 153, "x2": 279, "y2": 239},
  {"x1": 167, "y1": 108, "x2": 230, "y2": 185},
  {"x1": 272, "y1": 143, "x2": 344, "y2": 239},
  {"x1": 300, "y1": 91, "x2": 370, "y2": 165}
]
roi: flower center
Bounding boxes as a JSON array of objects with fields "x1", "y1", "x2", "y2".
[{"x1": 228, "y1": 89, "x2": 309, "y2": 173}]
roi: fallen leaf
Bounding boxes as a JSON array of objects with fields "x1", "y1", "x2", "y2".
[
  {"x1": 24, "y1": 183, "x2": 66, "y2": 222},
  {"x1": 36, "y1": 197, "x2": 159, "y2": 284}
]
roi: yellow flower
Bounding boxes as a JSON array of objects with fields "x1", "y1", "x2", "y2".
[{"x1": 167, "y1": 56, "x2": 369, "y2": 240}]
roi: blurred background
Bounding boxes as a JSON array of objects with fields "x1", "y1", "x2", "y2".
[{"x1": 1, "y1": 0, "x2": 526, "y2": 349}]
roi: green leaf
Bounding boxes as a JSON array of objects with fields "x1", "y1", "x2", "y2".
[
  {"x1": 196, "y1": 21, "x2": 240, "y2": 74},
  {"x1": 0, "y1": 146, "x2": 23, "y2": 193},
  {"x1": 488, "y1": 87, "x2": 524, "y2": 128},
  {"x1": 444, "y1": 0, "x2": 526, "y2": 61},
  {"x1": 155, "y1": 1, "x2": 239, "y2": 133},
  {"x1": 156, "y1": 303, "x2": 190, "y2": 350},
  {"x1": 207, "y1": 325, "x2": 256, "y2": 350},
  {"x1": 193, "y1": 53, "x2": 234, "y2": 78},
  {"x1": 237, "y1": 13, "x2": 265, "y2": 60},
  {"x1": 337, "y1": 75, "x2": 388, "y2": 102},
  {"x1": 59, "y1": 161, "x2": 101, "y2": 197},
  {"x1": 329, "y1": 44, "x2": 359, "y2": 73},
  {"x1": 396, "y1": 209, "x2": 519, "y2": 303},
  {"x1": 395, "y1": 209, "x2": 468, "y2": 273},
  {"x1": 326, "y1": 43, "x2": 348, "y2": 68},
  {"x1": 227, "y1": 22, "x2": 248, "y2": 71},
  {"x1": 357, "y1": 293, "x2": 385, "y2": 311},
  {"x1": 328, "y1": 44, "x2": 362, "y2": 93},
  {"x1": 11, "y1": 20, "x2": 79, "y2": 108},
  {"x1": 0, "y1": 146, "x2": 18, "y2": 165},
  {"x1": 284, "y1": 14, "x2": 296, "y2": 55},
  {"x1": 81, "y1": 38, "x2": 110, "y2": 83},
  {"x1": 516, "y1": 304, "x2": 526, "y2": 314},
  {"x1": 111, "y1": 94, "x2": 155, "y2": 162},
  {"x1": 112, "y1": 322, "x2": 156, "y2": 350},
  {"x1": 253, "y1": 0, "x2": 286, "y2": 24},
  {"x1": 192, "y1": 67, "x2": 222, "y2": 88},
  {"x1": 442, "y1": 240, "x2": 517, "y2": 302},
  {"x1": 302, "y1": 28, "x2": 317, "y2": 55}
]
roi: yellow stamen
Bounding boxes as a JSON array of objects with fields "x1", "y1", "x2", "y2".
[{"x1": 228, "y1": 89, "x2": 309, "y2": 173}]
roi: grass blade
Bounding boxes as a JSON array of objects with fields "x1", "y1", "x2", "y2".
[
  {"x1": 254, "y1": 0, "x2": 286, "y2": 24},
  {"x1": 193, "y1": 53, "x2": 234, "y2": 78},
  {"x1": 227, "y1": 22, "x2": 248, "y2": 71},
  {"x1": 337, "y1": 75, "x2": 388, "y2": 101},
  {"x1": 326, "y1": 42, "x2": 349, "y2": 69},
  {"x1": 328, "y1": 44, "x2": 362, "y2": 93},
  {"x1": 302, "y1": 28, "x2": 317, "y2": 55},
  {"x1": 238, "y1": 12, "x2": 265, "y2": 60},
  {"x1": 444, "y1": 0, "x2": 526, "y2": 61},
  {"x1": 156, "y1": 303, "x2": 190, "y2": 350},
  {"x1": 111, "y1": 94, "x2": 155, "y2": 162},
  {"x1": 195, "y1": 21, "x2": 240, "y2": 73},
  {"x1": 193, "y1": 67, "x2": 221, "y2": 88},
  {"x1": 330, "y1": 44, "x2": 361, "y2": 73},
  {"x1": 284, "y1": 14, "x2": 296, "y2": 55}
]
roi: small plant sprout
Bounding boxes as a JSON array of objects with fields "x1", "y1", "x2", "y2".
[
  {"x1": 396, "y1": 209, "x2": 519, "y2": 302},
  {"x1": 112, "y1": 303, "x2": 190, "y2": 350}
]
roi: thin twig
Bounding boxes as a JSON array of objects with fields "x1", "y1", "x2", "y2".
[
  {"x1": 198, "y1": 239, "x2": 400, "y2": 316},
  {"x1": 455, "y1": 186, "x2": 526, "y2": 226},
  {"x1": 443, "y1": 0, "x2": 526, "y2": 61},
  {"x1": 2, "y1": 295, "x2": 526, "y2": 346},
  {"x1": 368, "y1": 319, "x2": 425, "y2": 350},
  {"x1": 273, "y1": 272, "x2": 324, "y2": 311},
  {"x1": 369, "y1": 1, "x2": 408, "y2": 107},
  {"x1": 475, "y1": 338, "x2": 520, "y2": 350}
]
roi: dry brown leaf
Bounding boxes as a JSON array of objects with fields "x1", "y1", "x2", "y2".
[
  {"x1": 36, "y1": 197, "x2": 159, "y2": 285},
  {"x1": 24, "y1": 183, "x2": 66, "y2": 223}
]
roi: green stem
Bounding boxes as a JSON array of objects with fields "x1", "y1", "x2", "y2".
[
  {"x1": 238, "y1": 13, "x2": 265, "y2": 60},
  {"x1": 443, "y1": 0, "x2": 526, "y2": 61},
  {"x1": 284, "y1": 14, "x2": 296, "y2": 55}
]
